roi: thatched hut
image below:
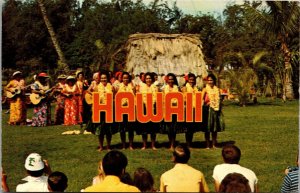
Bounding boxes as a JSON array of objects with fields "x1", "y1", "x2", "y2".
[{"x1": 124, "y1": 33, "x2": 208, "y2": 86}]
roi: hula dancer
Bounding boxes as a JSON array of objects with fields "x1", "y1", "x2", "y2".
[
  {"x1": 117, "y1": 72, "x2": 136, "y2": 150},
  {"x1": 95, "y1": 71, "x2": 116, "y2": 151},
  {"x1": 202, "y1": 74, "x2": 224, "y2": 149},
  {"x1": 138, "y1": 72, "x2": 159, "y2": 150},
  {"x1": 162, "y1": 73, "x2": 181, "y2": 150},
  {"x1": 181, "y1": 73, "x2": 200, "y2": 148}
]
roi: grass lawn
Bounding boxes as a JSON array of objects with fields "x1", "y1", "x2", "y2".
[{"x1": 2, "y1": 98, "x2": 298, "y2": 192}]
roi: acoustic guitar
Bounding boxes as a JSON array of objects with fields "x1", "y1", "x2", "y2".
[
  {"x1": 29, "y1": 87, "x2": 55, "y2": 105},
  {"x1": 84, "y1": 92, "x2": 93, "y2": 105},
  {"x1": 6, "y1": 88, "x2": 22, "y2": 99}
]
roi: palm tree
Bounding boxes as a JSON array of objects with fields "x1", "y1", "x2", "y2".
[
  {"x1": 37, "y1": 0, "x2": 69, "y2": 73},
  {"x1": 223, "y1": 51, "x2": 274, "y2": 106},
  {"x1": 244, "y1": 1, "x2": 300, "y2": 100}
]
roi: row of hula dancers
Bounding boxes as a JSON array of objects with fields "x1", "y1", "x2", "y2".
[
  {"x1": 84, "y1": 71, "x2": 225, "y2": 151},
  {"x1": 4, "y1": 70, "x2": 224, "y2": 150}
]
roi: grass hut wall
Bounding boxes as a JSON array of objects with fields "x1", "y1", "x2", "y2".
[{"x1": 124, "y1": 33, "x2": 208, "y2": 87}]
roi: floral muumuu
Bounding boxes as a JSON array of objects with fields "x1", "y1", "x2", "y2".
[{"x1": 92, "y1": 92, "x2": 203, "y2": 123}]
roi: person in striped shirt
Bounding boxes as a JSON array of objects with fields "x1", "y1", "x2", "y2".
[{"x1": 281, "y1": 155, "x2": 299, "y2": 193}]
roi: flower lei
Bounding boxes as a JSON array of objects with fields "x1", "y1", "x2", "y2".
[
  {"x1": 164, "y1": 85, "x2": 179, "y2": 93},
  {"x1": 139, "y1": 84, "x2": 157, "y2": 104},
  {"x1": 205, "y1": 85, "x2": 220, "y2": 111},
  {"x1": 164, "y1": 85, "x2": 179, "y2": 105},
  {"x1": 185, "y1": 82, "x2": 199, "y2": 107},
  {"x1": 97, "y1": 82, "x2": 113, "y2": 104},
  {"x1": 186, "y1": 83, "x2": 198, "y2": 93},
  {"x1": 118, "y1": 83, "x2": 134, "y2": 106},
  {"x1": 65, "y1": 84, "x2": 77, "y2": 93},
  {"x1": 118, "y1": 83, "x2": 134, "y2": 93}
]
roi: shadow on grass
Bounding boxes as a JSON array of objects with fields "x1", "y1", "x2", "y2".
[{"x1": 108, "y1": 140, "x2": 237, "y2": 150}]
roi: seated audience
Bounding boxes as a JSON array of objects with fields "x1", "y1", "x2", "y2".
[
  {"x1": 133, "y1": 167, "x2": 155, "y2": 192},
  {"x1": 84, "y1": 150, "x2": 140, "y2": 192},
  {"x1": 48, "y1": 171, "x2": 68, "y2": 192},
  {"x1": 219, "y1": 173, "x2": 251, "y2": 193},
  {"x1": 213, "y1": 144, "x2": 258, "y2": 192},
  {"x1": 16, "y1": 153, "x2": 52, "y2": 192},
  {"x1": 160, "y1": 144, "x2": 209, "y2": 192}
]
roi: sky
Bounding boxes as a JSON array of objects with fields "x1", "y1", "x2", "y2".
[{"x1": 140, "y1": 0, "x2": 246, "y2": 15}]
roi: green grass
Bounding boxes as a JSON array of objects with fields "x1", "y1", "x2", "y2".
[{"x1": 2, "y1": 98, "x2": 298, "y2": 192}]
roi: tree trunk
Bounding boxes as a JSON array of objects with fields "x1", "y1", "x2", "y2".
[
  {"x1": 280, "y1": 37, "x2": 294, "y2": 100},
  {"x1": 37, "y1": 0, "x2": 69, "y2": 73}
]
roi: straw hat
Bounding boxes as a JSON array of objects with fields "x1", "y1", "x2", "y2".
[{"x1": 58, "y1": 74, "x2": 67, "y2": 79}]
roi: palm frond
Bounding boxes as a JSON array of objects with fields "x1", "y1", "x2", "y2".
[{"x1": 252, "y1": 51, "x2": 268, "y2": 65}]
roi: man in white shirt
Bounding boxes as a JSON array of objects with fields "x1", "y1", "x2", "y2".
[
  {"x1": 213, "y1": 145, "x2": 258, "y2": 192},
  {"x1": 16, "y1": 153, "x2": 51, "y2": 192}
]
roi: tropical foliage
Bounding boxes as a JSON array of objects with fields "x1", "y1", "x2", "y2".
[{"x1": 2, "y1": 0, "x2": 300, "y2": 100}]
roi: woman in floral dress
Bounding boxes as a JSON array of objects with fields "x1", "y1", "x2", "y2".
[
  {"x1": 62, "y1": 76, "x2": 79, "y2": 125},
  {"x1": 31, "y1": 72, "x2": 51, "y2": 127},
  {"x1": 5, "y1": 71, "x2": 26, "y2": 125}
]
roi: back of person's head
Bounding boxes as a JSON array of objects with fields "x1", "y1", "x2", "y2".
[
  {"x1": 48, "y1": 171, "x2": 68, "y2": 192},
  {"x1": 222, "y1": 145, "x2": 241, "y2": 164},
  {"x1": 173, "y1": 144, "x2": 190, "y2": 164},
  {"x1": 102, "y1": 150, "x2": 128, "y2": 176},
  {"x1": 219, "y1": 173, "x2": 251, "y2": 193},
  {"x1": 133, "y1": 167, "x2": 154, "y2": 192},
  {"x1": 120, "y1": 172, "x2": 134, "y2": 185},
  {"x1": 25, "y1": 153, "x2": 45, "y2": 177}
]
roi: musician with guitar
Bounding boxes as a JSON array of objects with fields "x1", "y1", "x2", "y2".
[
  {"x1": 54, "y1": 74, "x2": 67, "y2": 125},
  {"x1": 31, "y1": 72, "x2": 52, "y2": 127},
  {"x1": 5, "y1": 71, "x2": 26, "y2": 125},
  {"x1": 62, "y1": 76, "x2": 80, "y2": 126}
]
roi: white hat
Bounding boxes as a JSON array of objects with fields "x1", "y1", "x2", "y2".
[
  {"x1": 24, "y1": 153, "x2": 45, "y2": 171},
  {"x1": 12, "y1": 71, "x2": 22, "y2": 77},
  {"x1": 66, "y1": 75, "x2": 76, "y2": 80}
]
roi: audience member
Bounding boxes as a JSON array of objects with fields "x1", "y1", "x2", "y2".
[
  {"x1": 84, "y1": 150, "x2": 140, "y2": 192},
  {"x1": 281, "y1": 154, "x2": 299, "y2": 193},
  {"x1": 219, "y1": 173, "x2": 251, "y2": 193},
  {"x1": 92, "y1": 160, "x2": 105, "y2": 185},
  {"x1": 47, "y1": 171, "x2": 68, "y2": 192},
  {"x1": 1, "y1": 169, "x2": 9, "y2": 192},
  {"x1": 160, "y1": 144, "x2": 209, "y2": 192},
  {"x1": 134, "y1": 167, "x2": 155, "y2": 192},
  {"x1": 120, "y1": 172, "x2": 134, "y2": 186},
  {"x1": 213, "y1": 145, "x2": 258, "y2": 192},
  {"x1": 16, "y1": 153, "x2": 52, "y2": 192}
]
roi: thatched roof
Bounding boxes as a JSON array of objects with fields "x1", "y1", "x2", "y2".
[{"x1": 124, "y1": 33, "x2": 208, "y2": 80}]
